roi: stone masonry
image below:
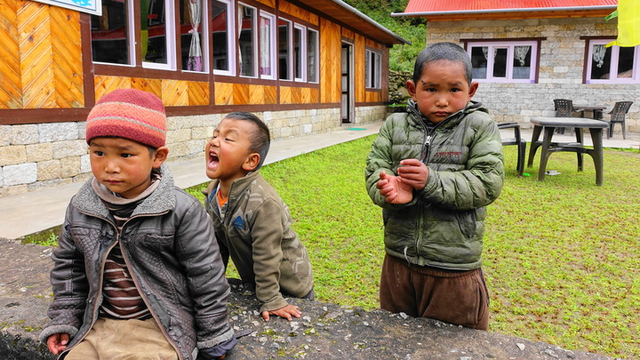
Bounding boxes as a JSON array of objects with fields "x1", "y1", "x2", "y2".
[
  {"x1": 0, "y1": 238, "x2": 613, "y2": 360},
  {"x1": 0, "y1": 106, "x2": 386, "y2": 198},
  {"x1": 426, "y1": 17, "x2": 639, "y2": 131}
]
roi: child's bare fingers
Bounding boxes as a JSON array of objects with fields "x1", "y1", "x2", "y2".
[{"x1": 376, "y1": 179, "x2": 389, "y2": 189}]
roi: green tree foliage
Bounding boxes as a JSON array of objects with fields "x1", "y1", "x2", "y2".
[{"x1": 344, "y1": 0, "x2": 426, "y2": 71}]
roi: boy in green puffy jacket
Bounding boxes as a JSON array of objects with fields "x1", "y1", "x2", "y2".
[{"x1": 365, "y1": 42, "x2": 504, "y2": 330}]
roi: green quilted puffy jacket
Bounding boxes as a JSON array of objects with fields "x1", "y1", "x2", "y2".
[{"x1": 365, "y1": 100, "x2": 505, "y2": 270}]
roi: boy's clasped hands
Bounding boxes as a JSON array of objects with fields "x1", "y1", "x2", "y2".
[{"x1": 377, "y1": 159, "x2": 429, "y2": 204}]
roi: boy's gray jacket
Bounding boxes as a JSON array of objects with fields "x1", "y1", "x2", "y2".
[
  {"x1": 203, "y1": 171, "x2": 313, "y2": 313},
  {"x1": 365, "y1": 101, "x2": 504, "y2": 270},
  {"x1": 39, "y1": 165, "x2": 234, "y2": 360}
]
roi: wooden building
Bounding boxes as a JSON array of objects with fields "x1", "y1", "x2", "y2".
[
  {"x1": 393, "y1": 0, "x2": 639, "y2": 133},
  {"x1": 0, "y1": 0, "x2": 407, "y2": 196}
]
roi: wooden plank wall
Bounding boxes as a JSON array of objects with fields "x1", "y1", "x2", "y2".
[
  {"x1": 279, "y1": 0, "x2": 318, "y2": 25},
  {"x1": 0, "y1": 0, "x2": 83, "y2": 109},
  {"x1": 94, "y1": 76, "x2": 210, "y2": 107},
  {"x1": 354, "y1": 33, "x2": 366, "y2": 103},
  {"x1": 320, "y1": 18, "x2": 341, "y2": 104},
  {"x1": 0, "y1": 0, "x2": 386, "y2": 112}
]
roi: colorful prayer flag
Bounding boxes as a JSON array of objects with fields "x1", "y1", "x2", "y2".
[{"x1": 607, "y1": 0, "x2": 640, "y2": 47}]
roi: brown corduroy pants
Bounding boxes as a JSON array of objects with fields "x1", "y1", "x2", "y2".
[
  {"x1": 379, "y1": 254, "x2": 490, "y2": 330},
  {"x1": 65, "y1": 318, "x2": 179, "y2": 360}
]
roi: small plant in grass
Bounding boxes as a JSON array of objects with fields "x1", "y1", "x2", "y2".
[{"x1": 21, "y1": 226, "x2": 61, "y2": 247}]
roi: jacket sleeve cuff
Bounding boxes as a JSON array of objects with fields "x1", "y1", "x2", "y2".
[
  {"x1": 197, "y1": 327, "x2": 236, "y2": 349},
  {"x1": 39, "y1": 325, "x2": 78, "y2": 344},
  {"x1": 259, "y1": 295, "x2": 289, "y2": 313}
]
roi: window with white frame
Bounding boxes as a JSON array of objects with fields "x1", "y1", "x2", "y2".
[
  {"x1": 181, "y1": 0, "x2": 207, "y2": 72},
  {"x1": 259, "y1": 12, "x2": 276, "y2": 79},
  {"x1": 278, "y1": 18, "x2": 292, "y2": 81},
  {"x1": 307, "y1": 28, "x2": 318, "y2": 83},
  {"x1": 91, "y1": 0, "x2": 134, "y2": 65},
  {"x1": 466, "y1": 41, "x2": 538, "y2": 83},
  {"x1": 586, "y1": 39, "x2": 639, "y2": 83},
  {"x1": 365, "y1": 49, "x2": 381, "y2": 89},
  {"x1": 293, "y1": 24, "x2": 306, "y2": 81},
  {"x1": 212, "y1": 0, "x2": 235, "y2": 75},
  {"x1": 142, "y1": 0, "x2": 176, "y2": 70},
  {"x1": 238, "y1": 3, "x2": 257, "y2": 77}
]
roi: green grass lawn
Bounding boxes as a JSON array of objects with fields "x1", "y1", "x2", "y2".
[
  {"x1": 27, "y1": 134, "x2": 639, "y2": 358},
  {"x1": 187, "y1": 135, "x2": 640, "y2": 359}
]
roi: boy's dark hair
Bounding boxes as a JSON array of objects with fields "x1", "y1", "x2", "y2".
[
  {"x1": 412, "y1": 42, "x2": 473, "y2": 85},
  {"x1": 225, "y1": 112, "x2": 271, "y2": 169}
]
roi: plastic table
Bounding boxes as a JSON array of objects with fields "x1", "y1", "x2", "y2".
[{"x1": 527, "y1": 117, "x2": 609, "y2": 186}]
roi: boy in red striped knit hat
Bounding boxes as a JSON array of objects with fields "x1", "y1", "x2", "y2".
[{"x1": 40, "y1": 89, "x2": 236, "y2": 360}]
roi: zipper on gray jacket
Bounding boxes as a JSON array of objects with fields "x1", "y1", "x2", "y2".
[{"x1": 420, "y1": 134, "x2": 432, "y2": 164}]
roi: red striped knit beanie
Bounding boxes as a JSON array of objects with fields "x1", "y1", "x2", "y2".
[{"x1": 86, "y1": 89, "x2": 167, "y2": 148}]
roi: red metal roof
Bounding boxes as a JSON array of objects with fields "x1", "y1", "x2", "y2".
[{"x1": 402, "y1": 0, "x2": 617, "y2": 14}]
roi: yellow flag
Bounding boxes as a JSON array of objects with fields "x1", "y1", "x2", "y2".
[{"x1": 607, "y1": 0, "x2": 640, "y2": 47}]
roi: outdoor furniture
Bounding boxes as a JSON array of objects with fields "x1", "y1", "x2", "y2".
[
  {"x1": 553, "y1": 99, "x2": 575, "y2": 117},
  {"x1": 553, "y1": 99, "x2": 578, "y2": 134},
  {"x1": 607, "y1": 101, "x2": 633, "y2": 139},
  {"x1": 497, "y1": 122, "x2": 526, "y2": 177},
  {"x1": 527, "y1": 117, "x2": 608, "y2": 186},
  {"x1": 574, "y1": 105, "x2": 606, "y2": 120}
]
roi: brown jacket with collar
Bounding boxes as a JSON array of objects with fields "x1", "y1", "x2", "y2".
[{"x1": 204, "y1": 171, "x2": 313, "y2": 312}]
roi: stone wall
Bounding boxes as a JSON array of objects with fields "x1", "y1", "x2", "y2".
[
  {"x1": 0, "y1": 238, "x2": 611, "y2": 360},
  {"x1": 0, "y1": 106, "x2": 382, "y2": 198},
  {"x1": 426, "y1": 17, "x2": 639, "y2": 130},
  {"x1": 356, "y1": 105, "x2": 389, "y2": 125}
]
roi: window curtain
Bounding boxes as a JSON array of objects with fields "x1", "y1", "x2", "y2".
[
  {"x1": 187, "y1": 0, "x2": 203, "y2": 71},
  {"x1": 259, "y1": 17, "x2": 270, "y2": 76},
  {"x1": 514, "y1": 46, "x2": 529, "y2": 66},
  {"x1": 593, "y1": 45, "x2": 606, "y2": 68},
  {"x1": 481, "y1": 47, "x2": 497, "y2": 59}
]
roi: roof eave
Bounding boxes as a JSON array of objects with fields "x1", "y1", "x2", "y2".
[
  {"x1": 329, "y1": 0, "x2": 411, "y2": 45},
  {"x1": 296, "y1": 0, "x2": 410, "y2": 45},
  {"x1": 391, "y1": 5, "x2": 616, "y2": 18}
]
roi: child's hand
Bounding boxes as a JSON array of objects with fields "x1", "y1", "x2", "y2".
[
  {"x1": 262, "y1": 304, "x2": 302, "y2": 322},
  {"x1": 396, "y1": 159, "x2": 429, "y2": 190},
  {"x1": 47, "y1": 333, "x2": 70, "y2": 355},
  {"x1": 377, "y1": 171, "x2": 414, "y2": 204}
]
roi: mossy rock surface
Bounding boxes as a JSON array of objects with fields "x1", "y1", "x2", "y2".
[{"x1": 0, "y1": 239, "x2": 612, "y2": 360}]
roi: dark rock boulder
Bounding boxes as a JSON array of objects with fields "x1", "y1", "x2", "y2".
[{"x1": 0, "y1": 239, "x2": 611, "y2": 360}]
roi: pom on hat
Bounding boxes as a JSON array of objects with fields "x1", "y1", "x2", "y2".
[{"x1": 86, "y1": 89, "x2": 167, "y2": 149}]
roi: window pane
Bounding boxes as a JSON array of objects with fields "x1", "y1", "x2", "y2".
[
  {"x1": 369, "y1": 51, "x2": 376, "y2": 86},
  {"x1": 365, "y1": 50, "x2": 370, "y2": 88},
  {"x1": 144, "y1": 0, "x2": 168, "y2": 64},
  {"x1": 91, "y1": 0, "x2": 129, "y2": 64},
  {"x1": 307, "y1": 29, "x2": 318, "y2": 82},
  {"x1": 470, "y1": 47, "x2": 487, "y2": 79},
  {"x1": 181, "y1": 0, "x2": 204, "y2": 71},
  {"x1": 294, "y1": 27, "x2": 302, "y2": 79},
  {"x1": 618, "y1": 46, "x2": 634, "y2": 78},
  {"x1": 492, "y1": 48, "x2": 507, "y2": 78},
  {"x1": 375, "y1": 53, "x2": 381, "y2": 88},
  {"x1": 278, "y1": 19, "x2": 290, "y2": 80},
  {"x1": 259, "y1": 16, "x2": 272, "y2": 77},
  {"x1": 512, "y1": 46, "x2": 531, "y2": 79},
  {"x1": 239, "y1": 4, "x2": 255, "y2": 77},
  {"x1": 212, "y1": 1, "x2": 229, "y2": 71},
  {"x1": 590, "y1": 44, "x2": 611, "y2": 80}
]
